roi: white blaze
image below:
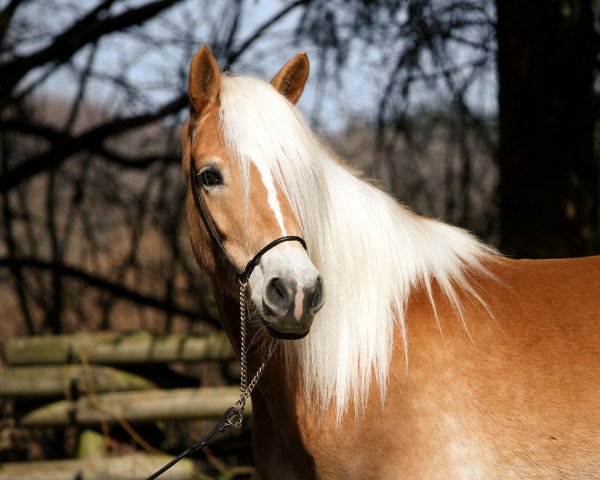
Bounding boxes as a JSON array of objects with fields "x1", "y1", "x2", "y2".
[
  {"x1": 294, "y1": 289, "x2": 304, "y2": 321},
  {"x1": 251, "y1": 156, "x2": 287, "y2": 236}
]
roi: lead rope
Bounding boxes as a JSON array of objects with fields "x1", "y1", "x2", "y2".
[{"x1": 145, "y1": 280, "x2": 276, "y2": 480}]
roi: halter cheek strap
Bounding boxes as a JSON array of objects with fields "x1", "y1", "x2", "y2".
[{"x1": 190, "y1": 162, "x2": 307, "y2": 278}]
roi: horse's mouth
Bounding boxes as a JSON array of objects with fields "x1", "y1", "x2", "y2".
[{"x1": 261, "y1": 319, "x2": 311, "y2": 340}]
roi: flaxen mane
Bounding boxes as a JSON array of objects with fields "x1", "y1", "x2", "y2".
[{"x1": 219, "y1": 74, "x2": 496, "y2": 419}]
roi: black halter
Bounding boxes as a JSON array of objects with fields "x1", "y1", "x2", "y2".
[{"x1": 190, "y1": 162, "x2": 307, "y2": 278}]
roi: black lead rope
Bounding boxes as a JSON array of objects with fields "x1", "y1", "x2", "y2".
[
  {"x1": 145, "y1": 407, "x2": 240, "y2": 480},
  {"x1": 144, "y1": 163, "x2": 308, "y2": 479}
]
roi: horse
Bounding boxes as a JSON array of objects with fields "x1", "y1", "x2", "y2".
[{"x1": 182, "y1": 45, "x2": 600, "y2": 479}]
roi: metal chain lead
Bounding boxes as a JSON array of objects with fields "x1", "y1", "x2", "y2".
[
  {"x1": 239, "y1": 280, "x2": 249, "y2": 393},
  {"x1": 144, "y1": 283, "x2": 276, "y2": 480},
  {"x1": 227, "y1": 280, "x2": 276, "y2": 428}
]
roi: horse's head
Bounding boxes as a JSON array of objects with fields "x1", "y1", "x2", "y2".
[{"x1": 182, "y1": 45, "x2": 324, "y2": 340}]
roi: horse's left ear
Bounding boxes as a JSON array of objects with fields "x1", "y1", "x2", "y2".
[
  {"x1": 271, "y1": 52, "x2": 310, "y2": 105},
  {"x1": 189, "y1": 44, "x2": 221, "y2": 115}
]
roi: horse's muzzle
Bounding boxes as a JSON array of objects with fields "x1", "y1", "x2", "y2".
[{"x1": 261, "y1": 274, "x2": 324, "y2": 339}]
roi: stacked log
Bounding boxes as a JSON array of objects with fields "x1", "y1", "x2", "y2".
[
  {"x1": 4, "y1": 331, "x2": 235, "y2": 365},
  {"x1": 18, "y1": 386, "x2": 247, "y2": 427},
  {"x1": 0, "y1": 454, "x2": 194, "y2": 480}
]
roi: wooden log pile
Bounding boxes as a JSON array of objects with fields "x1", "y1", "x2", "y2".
[{"x1": 0, "y1": 330, "x2": 246, "y2": 480}]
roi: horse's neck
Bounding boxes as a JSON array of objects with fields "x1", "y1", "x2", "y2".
[{"x1": 210, "y1": 281, "x2": 242, "y2": 354}]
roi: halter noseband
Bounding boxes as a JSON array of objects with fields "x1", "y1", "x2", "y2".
[{"x1": 190, "y1": 162, "x2": 307, "y2": 278}]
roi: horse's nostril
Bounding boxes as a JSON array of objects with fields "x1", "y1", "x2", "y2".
[
  {"x1": 310, "y1": 276, "x2": 325, "y2": 314},
  {"x1": 265, "y1": 277, "x2": 294, "y2": 315},
  {"x1": 272, "y1": 278, "x2": 286, "y2": 299}
]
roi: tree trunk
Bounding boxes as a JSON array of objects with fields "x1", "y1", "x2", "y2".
[{"x1": 496, "y1": 0, "x2": 598, "y2": 258}]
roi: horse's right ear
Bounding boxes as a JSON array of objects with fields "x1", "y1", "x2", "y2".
[
  {"x1": 271, "y1": 52, "x2": 310, "y2": 105},
  {"x1": 189, "y1": 45, "x2": 221, "y2": 115}
]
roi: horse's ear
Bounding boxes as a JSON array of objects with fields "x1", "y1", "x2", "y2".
[
  {"x1": 189, "y1": 45, "x2": 221, "y2": 115},
  {"x1": 270, "y1": 52, "x2": 310, "y2": 105}
]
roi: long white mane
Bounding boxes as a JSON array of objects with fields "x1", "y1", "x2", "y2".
[{"x1": 219, "y1": 74, "x2": 495, "y2": 419}]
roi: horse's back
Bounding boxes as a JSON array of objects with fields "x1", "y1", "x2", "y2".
[
  {"x1": 393, "y1": 255, "x2": 600, "y2": 479},
  {"x1": 483, "y1": 255, "x2": 600, "y2": 384}
]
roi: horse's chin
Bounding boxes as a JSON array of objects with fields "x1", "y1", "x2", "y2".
[{"x1": 260, "y1": 318, "x2": 311, "y2": 340}]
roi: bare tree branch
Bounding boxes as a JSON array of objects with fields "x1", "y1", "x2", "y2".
[
  {"x1": 226, "y1": 0, "x2": 310, "y2": 66},
  {"x1": 0, "y1": 256, "x2": 218, "y2": 325},
  {"x1": 0, "y1": 0, "x2": 182, "y2": 97},
  {"x1": 0, "y1": 95, "x2": 186, "y2": 192},
  {"x1": 0, "y1": 0, "x2": 26, "y2": 47}
]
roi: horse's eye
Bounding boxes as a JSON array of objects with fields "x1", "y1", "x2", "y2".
[{"x1": 198, "y1": 168, "x2": 222, "y2": 189}]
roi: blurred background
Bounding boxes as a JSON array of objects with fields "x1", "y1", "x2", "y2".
[{"x1": 0, "y1": 0, "x2": 598, "y2": 478}]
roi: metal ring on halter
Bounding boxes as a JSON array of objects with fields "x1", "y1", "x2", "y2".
[{"x1": 190, "y1": 162, "x2": 307, "y2": 278}]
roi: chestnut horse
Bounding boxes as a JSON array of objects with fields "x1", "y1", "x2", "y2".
[{"x1": 182, "y1": 45, "x2": 600, "y2": 479}]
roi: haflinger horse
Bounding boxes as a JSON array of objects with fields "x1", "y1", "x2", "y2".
[{"x1": 182, "y1": 45, "x2": 600, "y2": 479}]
